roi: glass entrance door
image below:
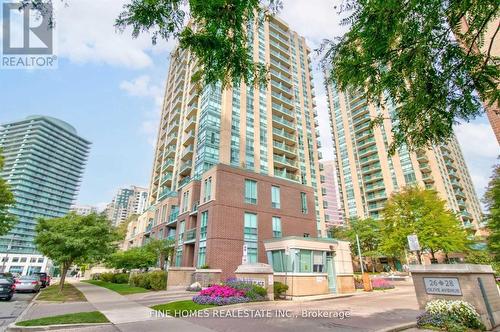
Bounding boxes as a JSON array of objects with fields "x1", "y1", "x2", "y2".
[{"x1": 326, "y1": 254, "x2": 336, "y2": 293}]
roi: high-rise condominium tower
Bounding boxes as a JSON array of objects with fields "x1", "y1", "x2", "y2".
[
  {"x1": 0, "y1": 116, "x2": 90, "y2": 275},
  {"x1": 136, "y1": 16, "x2": 324, "y2": 277},
  {"x1": 321, "y1": 160, "x2": 344, "y2": 228},
  {"x1": 105, "y1": 186, "x2": 148, "y2": 226},
  {"x1": 326, "y1": 85, "x2": 482, "y2": 229}
]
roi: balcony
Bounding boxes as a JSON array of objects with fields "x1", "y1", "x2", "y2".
[
  {"x1": 365, "y1": 181, "x2": 385, "y2": 193},
  {"x1": 363, "y1": 172, "x2": 383, "y2": 184},
  {"x1": 422, "y1": 173, "x2": 434, "y2": 184},
  {"x1": 359, "y1": 154, "x2": 379, "y2": 166},
  {"x1": 270, "y1": 69, "x2": 292, "y2": 84},
  {"x1": 271, "y1": 91, "x2": 293, "y2": 108},
  {"x1": 172, "y1": 97, "x2": 182, "y2": 108},
  {"x1": 159, "y1": 188, "x2": 176, "y2": 201},
  {"x1": 351, "y1": 105, "x2": 369, "y2": 119},
  {"x1": 460, "y1": 210, "x2": 473, "y2": 220},
  {"x1": 179, "y1": 160, "x2": 192, "y2": 176},
  {"x1": 354, "y1": 121, "x2": 372, "y2": 135},
  {"x1": 183, "y1": 130, "x2": 195, "y2": 147},
  {"x1": 357, "y1": 137, "x2": 376, "y2": 150},
  {"x1": 181, "y1": 144, "x2": 194, "y2": 161},
  {"x1": 316, "y1": 140, "x2": 322, "y2": 148},
  {"x1": 160, "y1": 172, "x2": 172, "y2": 185},
  {"x1": 188, "y1": 93, "x2": 198, "y2": 106},
  {"x1": 269, "y1": 30, "x2": 290, "y2": 46},
  {"x1": 270, "y1": 59, "x2": 291, "y2": 75},
  {"x1": 457, "y1": 198, "x2": 466, "y2": 208},
  {"x1": 319, "y1": 163, "x2": 324, "y2": 171},
  {"x1": 448, "y1": 169, "x2": 459, "y2": 178},
  {"x1": 419, "y1": 162, "x2": 431, "y2": 173},
  {"x1": 353, "y1": 113, "x2": 371, "y2": 127},
  {"x1": 274, "y1": 154, "x2": 298, "y2": 170},
  {"x1": 362, "y1": 162, "x2": 382, "y2": 175},
  {"x1": 184, "y1": 228, "x2": 197, "y2": 243},
  {"x1": 271, "y1": 80, "x2": 293, "y2": 97},
  {"x1": 273, "y1": 140, "x2": 296, "y2": 157},
  {"x1": 162, "y1": 158, "x2": 174, "y2": 171},
  {"x1": 272, "y1": 102, "x2": 294, "y2": 120},
  {"x1": 454, "y1": 188, "x2": 466, "y2": 198},
  {"x1": 184, "y1": 116, "x2": 196, "y2": 131},
  {"x1": 167, "y1": 211, "x2": 178, "y2": 225},
  {"x1": 272, "y1": 128, "x2": 296, "y2": 144},
  {"x1": 450, "y1": 179, "x2": 462, "y2": 188},
  {"x1": 166, "y1": 134, "x2": 177, "y2": 146},
  {"x1": 186, "y1": 105, "x2": 197, "y2": 118},
  {"x1": 165, "y1": 146, "x2": 176, "y2": 158},
  {"x1": 445, "y1": 160, "x2": 457, "y2": 170},
  {"x1": 272, "y1": 115, "x2": 296, "y2": 132},
  {"x1": 358, "y1": 145, "x2": 378, "y2": 159},
  {"x1": 416, "y1": 152, "x2": 428, "y2": 162}
]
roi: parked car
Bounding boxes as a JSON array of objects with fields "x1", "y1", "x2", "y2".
[
  {"x1": 0, "y1": 277, "x2": 15, "y2": 301},
  {"x1": 14, "y1": 275, "x2": 41, "y2": 293},
  {"x1": 34, "y1": 272, "x2": 50, "y2": 288}
]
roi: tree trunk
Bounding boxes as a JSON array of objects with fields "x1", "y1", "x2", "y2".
[
  {"x1": 59, "y1": 261, "x2": 71, "y2": 293},
  {"x1": 159, "y1": 253, "x2": 165, "y2": 271}
]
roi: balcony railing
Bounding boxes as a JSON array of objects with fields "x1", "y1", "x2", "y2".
[{"x1": 185, "y1": 228, "x2": 197, "y2": 242}]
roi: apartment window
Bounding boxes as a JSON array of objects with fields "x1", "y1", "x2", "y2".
[
  {"x1": 178, "y1": 220, "x2": 185, "y2": 245},
  {"x1": 182, "y1": 191, "x2": 190, "y2": 212},
  {"x1": 200, "y1": 211, "x2": 208, "y2": 240},
  {"x1": 300, "y1": 192, "x2": 308, "y2": 214},
  {"x1": 271, "y1": 186, "x2": 281, "y2": 209},
  {"x1": 37, "y1": 258, "x2": 44, "y2": 263},
  {"x1": 244, "y1": 213, "x2": 258, "y2": 263},
  {"x1": 244, "y1": 179, "x2": 257, "y2": 204},
  {"x1": 175, "y1": 248, "x2": 183, "y2": 267},
  {"x1": 203, "y1": 177, "x2": 212, "y2": 202},
  {"x1": 197, "y1": 243, "x2": 207, "y2": 268},
  {"x1": 12, "y1": 257, "x2": 19, "y2": 263},
  {"x1": 272, "y1": 217, "x2": 282, "y2": 238},
  {"x1": 313, "y1": 251, "x2": 324, "y2": 272},
  {"x1": 299, "y1": 250, "x2": 312, "y2": 273},
  {"x1": 20, "y1": 257, "x2": 27, "y2": 263}
]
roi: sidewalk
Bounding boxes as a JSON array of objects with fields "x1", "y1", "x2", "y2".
[{"x1": 73, "y1": 282, "x2": 215, "y2": 332}]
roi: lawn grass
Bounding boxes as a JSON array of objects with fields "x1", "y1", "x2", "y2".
[
  {"x1": 82, "y1": 280, "x2": 149, "y2": 295},
  {"x1": 151, "y1": 300, "x2": 215, "y2": 316},
  {"x1": 36, "y1": 283, "x2": 87, "y2": 302},
  {"x1": 17, "y1": 311, "x2": 108, "y2": 326}
]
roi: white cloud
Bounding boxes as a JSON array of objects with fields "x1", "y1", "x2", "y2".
[
  {"x1": 54, "y1": 0, "x2": 175, "y2": 68},
  {"x1": 455, "y1": 120, "x2": 498, "y2": 201},
  {"x1": 120, "y1": 75, "x2": 163, "y2": 106}
]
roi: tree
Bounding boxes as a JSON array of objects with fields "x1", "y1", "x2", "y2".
[
  {"x1": 0, "y1": 148, "x2": 16, "y2": 236},
  {"x1": 114, "y1": 0, "x2": 498, "y2": 152},
  {"x1": 484, "y1": 162, "x2": 500, "y2": 261},
  {"x1": 380, "y1": 186, "x2": 469, "y2": 261},
  {"x1": 332, "y1": 218, "x2": 382, "y2": 272},
  {"x1": 322, "y1": 0, "x2": 499, "y2": 153},
  {"x1": 35, "y1": 212, "x2": 120, "y2": 291},
  {"x1": 26, "y1": 1, "x2": 499, "y2": 149},
  {"x1": 106, "y1": 246, "x2": 157, "y2": 271},
  {"x1": 144, "y1": 238, "x2": 175, "y2": 270}
]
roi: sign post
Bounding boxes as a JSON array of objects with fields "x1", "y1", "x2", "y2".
[
  {"x1": 242, "y1": 244, "x2": 248, "y2": 264},
  {"x1": 407, "y1": 234, "x2": 422, "y2": 264}
]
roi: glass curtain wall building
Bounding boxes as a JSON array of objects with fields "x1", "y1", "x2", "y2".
[{"x1": 0, "y1": 116, "x2": 90, "y2": 274}]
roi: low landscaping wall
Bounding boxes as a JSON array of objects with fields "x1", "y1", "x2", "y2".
[
  {"x1": 167, "y1": 267, "x2": 222, "y2": 290},
  {"x1": 274, "y1": 273, "x2": 329, "y2": 297}
]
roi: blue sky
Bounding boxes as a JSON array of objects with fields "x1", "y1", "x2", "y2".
[{"x1": 0, "y1": 0, "x2": 498, "y2": 210}]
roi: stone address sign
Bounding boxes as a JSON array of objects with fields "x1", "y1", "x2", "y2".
[{"x1": 424, "y1": 277, "x2": 462, "y2": 296}]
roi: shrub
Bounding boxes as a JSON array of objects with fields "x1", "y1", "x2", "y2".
[
  {"x1": 199, "y1": 264, "x2": 210, "y2": 269},
  {"x1": 245, "y1": 285, "x2": 267, "y2": 301},
  {"x1": 129, "y1": 273, "x2": 150, "y2": 289},
  {"x1": 193, "y1": 295, "x2": 250, "y2": 306},
  {"x1": 148, "y1": 271, "x2": 167, "y2": 290},
  {"x1": 371, "y1": 278, "x2": 395, "y2": 290},
  {"x1": 424, "y1": 299, "x2": 485, "y2": 330},
  {"x1": 99, "y1": 272, "x2": 115, "y2": 283},
  {"x1": 112, "y1": 273, "x2": 130, "y2": 284},
  {"x1": 353, "y1": 275, "x2": 364, "y2": 289},
  {"x1": 273, "y1": 281, "x2": 288, "y2": 299}
]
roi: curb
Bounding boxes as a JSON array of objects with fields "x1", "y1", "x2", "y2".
[
  {"x1": 6, "y1": 322, "x2": 112, "y2": 332},
  {"x1": 374, "y1": 322, "x2": 417, "y2": 332}
]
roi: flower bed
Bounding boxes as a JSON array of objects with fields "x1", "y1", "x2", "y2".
[
  {"x1": 417, "y1": 299, "x2": 485, "y2": 331},
  {"x1": 371, "y1": 278, "x2": 395, "y2": 290},
  {"x1": 192, "y1": 279, "x2": 268, "y2": 306}
]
